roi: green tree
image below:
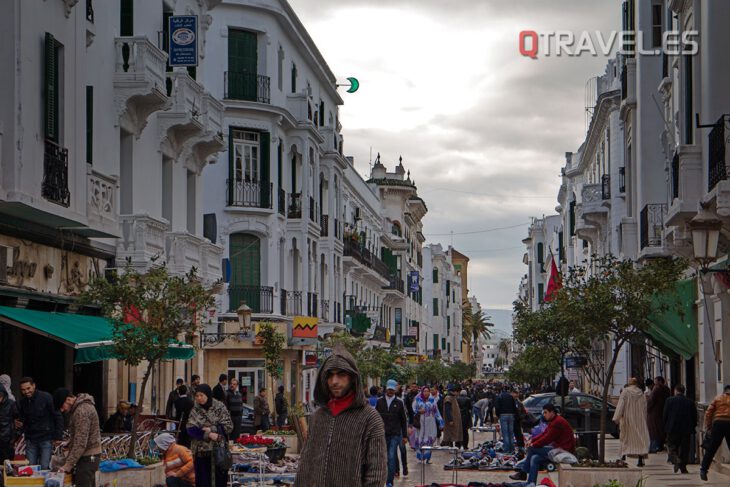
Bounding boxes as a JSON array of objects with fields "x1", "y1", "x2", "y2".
[
  {"x1": 257, "y1": 322, "x2": 286, "y2": 421},
  {"x1": 81, "y1": 264, "x2": 214, "y2": 458},
  {"x1": 506, "y1": 344, "x2": 561, "y2": 388},
  {"x1": 447, "y1": 361, "x2": 476, "y2": 382},
  {"x1": 415, "y1": 359, "x2": 448, "y2": 385}
]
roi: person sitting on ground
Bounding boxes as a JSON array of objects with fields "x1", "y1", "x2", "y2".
[
  {"x1": 510, "y1": 403, "x2": 575, "y2": 485},
  {"x1": 154, "y1": 432, "x2": 195, "y2": 487}
]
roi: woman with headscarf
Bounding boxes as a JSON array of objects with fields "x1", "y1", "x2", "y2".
[
  {"x1": 613, "y1": 377, "x2": 650, "y2": 466},
  {"x1": 186, "y1": 384, "x2": 233, "y2": 487},
  {"x1": 410, "y1": 387, "x2": 444, "y2": 464}
]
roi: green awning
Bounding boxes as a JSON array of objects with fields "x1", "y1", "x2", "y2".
[
  {"x1": 0, "y1": 306, "x2": 195, "y2": 364},
  {"x1": 647, "y1": 279, "x2": 697, "y2": 360}
]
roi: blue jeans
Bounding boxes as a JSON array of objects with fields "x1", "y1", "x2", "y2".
[
  {"x1": 520, "y1": 446, "x2": 553, "y2": 484},
  {"x1": 25, "y1": 439, "x2": 53, "y2": 470},
  {"x1": 386, "y1": 435, "x2": 401, "y2": 484},
  {"x1": 473, "y1": 406, "x2": 483, "y2": 426},
  {"x1": 499, "y1": 414, "x2": 515, "y2": 452}
]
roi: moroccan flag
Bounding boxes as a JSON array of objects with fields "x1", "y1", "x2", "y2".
[{"x1": 544, "y1": 252, "x2": 562, "y2": 302}]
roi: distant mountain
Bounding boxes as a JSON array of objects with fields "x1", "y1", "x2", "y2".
[{"x1": 484, "y1": 308, "x2": 513, "y2": 338}]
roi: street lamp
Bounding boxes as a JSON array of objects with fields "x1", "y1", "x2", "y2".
[
  {"x1": 688, "y1": 202, "x2": 722, "y2": 269},
  {"x1": 237, "y1": 302, "x2": 252, "y2": 333}
]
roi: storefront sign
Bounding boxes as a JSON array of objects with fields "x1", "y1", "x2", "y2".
[
  {"x1": 292, "y1": 316, "x2": 318, "y2": 338},
  {"x1": 409, "y1": 271, "x2": 420, "y2": 293},
  {"x1": 403, "y1": 335, "x2": 417, "y2": 350},
  {"x1": 240, "y1": 376, "x2": 251, "y2": 386},
  {"x1": 168, "y1": 15, "x2": 198, "y2": 67},
  {"x1": 304, "y1": 351, "x2": 318, "y2": 366}
]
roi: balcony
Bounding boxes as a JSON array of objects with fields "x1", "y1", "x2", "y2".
[
  {"x1": 87, "y1": 167, "x2": 117, "y2": 236},
  {"x1": 288, "y1": 193, "x2": 302, "y2": 219},
  {"x1": 226, "y1": 180, "x2": 273, "y2": 209},
  {"x1": 180, "y1": 92, "x2": 226, "y2": 169},
  {"x1": 320, "y1": 299, "x2": 330, "y2": 322},
  {"x1": 640, "y1": 204, "x2": 667, "y2": 250},
  {"x1": 278, "y1": 188, "x2": 286, "y2": 216},
  {"x1": 320, "y1": 214, "x2": 329, "y2": 237},
  {"x1": 280, "y1": 289, "x2": 303, "y2": 316},
  {"x1": 159, "y1": 71, "x2": 205, "y2": 155},
  {"x1": 665, "y1": 145, "x2": 702, "y2": 227},
  {"x1": 166, "y1": 231, "x2": 223, "y2": 283},
  {"x1": 42, "y1": 139, "x2": 70, "y2": 207},
  {"x1": 117, "y1": 214, "x2": 168, "y2": 271},
  {"x1": 384, "y1": 276, "x2": 405, "y2": 294},
  {"x1": 601, "y1": 174, "x2": 610, "y2": 200},
  {"x1": 307, "y1": 292, "x2": 318, "y2": 318},
  {"x1": 114, "y1": 37, "x2": 169, "y2": 135},
  {"x1": 224, "y1": 72, "x2": 270, "y2": 104},
  {"x1": 579, "y1": 184, "x2": 608, "y2": 242},
  {"x1": 228, "y1": 285, "x2": 274, "y2": 313}
]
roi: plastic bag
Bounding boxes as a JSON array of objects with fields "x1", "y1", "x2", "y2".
[
  {"x1": 547, "y1": 447, "x2": 578, "y2": 464},
  {"x1": 44, "y1": 471, "x2": 65, "y2": 487}
]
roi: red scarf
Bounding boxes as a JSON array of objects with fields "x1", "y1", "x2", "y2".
[{"x1": 327, "y1": 391, "x2": 355, "y2": 416}]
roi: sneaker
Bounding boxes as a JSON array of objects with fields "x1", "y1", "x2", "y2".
[
  {"x1": 509, "y1": 471, "x2": 528, "y2": 481},
  {"x1": 700, "y1": 469, "x2": 708, "y2": 481},
  {"x1": 402, "y1": 470, "x2": 408, "y2": 478}
]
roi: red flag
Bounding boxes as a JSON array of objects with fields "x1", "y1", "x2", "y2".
[{"x1": 544, "y1": 254, "x2": 562, "y2": 302}]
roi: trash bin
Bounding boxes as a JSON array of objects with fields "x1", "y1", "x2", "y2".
[{"x1": 576, "y1": 431, "x2": 599, "y2": 460}]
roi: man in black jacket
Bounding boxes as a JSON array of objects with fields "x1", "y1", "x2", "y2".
[
  {"x1": 165, "y1": 378, "x2": 183, "y2": 419},
  {"x1": 457, "y1": 390, "x2": 473, "y2": 449},
  {"x1": 494, "y1": 385, "x2": 518, "y2": 452},
  {"x1": 275, "y1": 385, "x2": 288, "y2": 427},
  {"x1": 376, "y1": 380, "x2": 408, "y2": 487},
  {"x1": 17, "y1": 377, "x2": 63, "y2": 470},
  {"x1": 212, "y1": 374, "x2": 228, "y2": 402},
  {"x1": 663, "y1": 384, "x2": 696, "y2": 474}
]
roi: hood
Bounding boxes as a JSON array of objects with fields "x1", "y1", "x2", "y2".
[
  {"x1": 314, "y1": 343, "x2": 366, "y2": 409},
  {"x1": 0, "y1": 385, "x2": 8, "y2": 403},
  {"x1": 71, "y1": 393, "x2": 96, "y2": 413},
  {"x1": 0, "y1": 375, "x2": 11, "y2": 390},
  {"x1": 624, "y1": 385, "x2": 644, "y2": 397}
]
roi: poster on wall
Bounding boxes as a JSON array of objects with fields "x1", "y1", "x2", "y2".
[
  {"x1": 168, "y1": 15, "x2": 198, "y2": 67},
  {"x1": 403, "y1": 335, "x2": 417, "y2": 350},
  {"x1": 409, "y1": 271, "x2": 420, "y2": 293}
]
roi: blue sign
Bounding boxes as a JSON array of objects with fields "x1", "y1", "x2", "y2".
[
  {"x1": 409, "y1": 271, "x2": 420, "y2": 293},
  {"x1": 169, "y1": 15, "x2": 198, "y2": 67}
]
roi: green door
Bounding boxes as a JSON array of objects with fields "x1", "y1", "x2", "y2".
[
  {"x1": 229, "y1": 234, "x2": 261, "y2": 311},
  {"x1": 228, "y1": 30, "x2": 257, "y2": 100}
]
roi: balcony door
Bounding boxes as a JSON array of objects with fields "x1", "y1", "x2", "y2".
[
  {"x1": 228, "y1": 30, "x2": 258, "y2": 101},
  {"x1": 230, "y1": 233, "x2": 261, "y2": 311}
]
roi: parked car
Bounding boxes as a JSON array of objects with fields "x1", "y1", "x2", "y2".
[
  {"x1": 521, "y1": 392, "x2": 619, "y2": 438},
  {"x1": 240, "y1": 404, "x2": 257, "y2": 434}
]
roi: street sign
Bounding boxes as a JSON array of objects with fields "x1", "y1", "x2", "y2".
[{"x1": 168, "y1": 15, "x2": 198, "y2": 67}]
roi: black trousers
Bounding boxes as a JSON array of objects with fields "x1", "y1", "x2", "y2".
[
  {"x1": 701, "y1": 420, "x2": 730, "y2": 471},
  {"x1": 514, "y1": 418, "x2": 525, "y2": 448},
  {"x1": 666, "y1": 432, "x2": 690, "y2": 470},
  {"x1": 74, "y1": 455, "x2": 100, "y2": 487}
]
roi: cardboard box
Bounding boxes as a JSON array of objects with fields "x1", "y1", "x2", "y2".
[{"x1": 3, "y1": 461, "x2": 72, "y2": 486}]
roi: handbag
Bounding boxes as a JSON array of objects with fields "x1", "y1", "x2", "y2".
[
  {"x1": 213, "y1": 439, "x2": 233, "y2": 470},
  {"x1": 413, "y1": 412, "x2": 421, "y2": 429}
]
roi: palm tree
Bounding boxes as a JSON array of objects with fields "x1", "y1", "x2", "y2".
[
  {"x1": 462, "y1": 299, "x2": 474, "y2": 354},
  {"x1": 498, "y1": 339, "x2": 511, "y2": 364},
  {"x1": 469, "y1": 309, "x2": 493, "y2": 363}
]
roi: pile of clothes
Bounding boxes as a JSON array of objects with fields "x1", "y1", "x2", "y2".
[{"x1": 231, "y1": 451, "x2": 299, "y2": 474}]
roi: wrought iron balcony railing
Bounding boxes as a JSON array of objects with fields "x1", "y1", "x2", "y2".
[
  {"x1": 307, "y1": 292, "x2": 318, "y2": 318},
  {"x1": 280, "y1": 289, "x2": 303, "y2": 316},
  {"x1": 288, "y1": 193, "x2": 302, "y2": 219},
  {"x1": 708, "y1": 116, "x2": 728, "y2": 192},
  {"x1": 42, "y1": 139, "x2": 71, "y2": 207},
  {"x1": 224, "y1": 72, "x2": 270, "y2": 104},
  {"x1": 227, "y1": 180, "x2": 272, "y2": 208},
  {"x1": 320, "y1": 214, "x2": 329, "y2": 237},
  {"x1": 640, "y1": 203, "x2": 667, "y2": 249},
  {"x1": 228, "y1": 285, "x2": 274, "y2": 313}
]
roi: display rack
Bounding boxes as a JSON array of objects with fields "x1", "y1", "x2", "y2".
[{"x1": 418, "y1": 445, "x2": 460, "y2": 486}]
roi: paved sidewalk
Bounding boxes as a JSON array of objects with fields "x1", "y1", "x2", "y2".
[{"x1": 393, "y1": 430, "x2": 730, "y2": 486}]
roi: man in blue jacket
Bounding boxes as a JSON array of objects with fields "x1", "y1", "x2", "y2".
[
  {"x1": 17, "y1": 377, "x2": 63, "y2": 469},
  {"x1": 376, "y1": 380, "x2": 408, "y2": 487}
]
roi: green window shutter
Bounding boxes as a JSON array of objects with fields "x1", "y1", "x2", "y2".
[
  {"x1": 277, "y1": 141, "x2": 282, "y2": 189},
  {"x1": 44, "y1": 33, "x2": 59, "y2": 142},
  {"x1": 433, "y1": 268, "x2": 438, "y2": 283},
  {"x1": 228, "y1": 30, "x2": 258, "y2": 100},
  {"x1": 433, "y1": 334, "x2": 439, "y2": 351},
  {"x1": 260, "y1": 132, "x2": 271, "y2": 208},
  {"x1": 229, "y1": 233, "x2": 261, "y2": 311},
  {"x1": 569, "y1": 201, "x2": 576, "y2": 236},
  {"x1": 227, "y1": 126, "x2": 234, "y2": 205},
  {"x1": 433, "y1": 298, "x2": 438, "y2": 316},
  {"x1": 86, "y1": 86, "x2": 93, "y2": 164},
  {"x1": 120, "y1": 0, "x2": 134, "y2": 36}
]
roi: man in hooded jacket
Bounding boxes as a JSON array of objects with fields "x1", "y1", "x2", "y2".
[
  {"x1": 294, "y1": 344, "x2": 386, "y2": 487},
  {"x1": 0, "y1": 385, "x2": 18, "y2": 466}
]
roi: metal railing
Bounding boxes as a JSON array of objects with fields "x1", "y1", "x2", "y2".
[
  {"x1": 228, "y1": 285, "x2": 274, "y2": 313},
  {"x1": 708, "y1": 116, "x2": 727, "y2": 192},
  {"x1": 320, "y1": 214, "x2": 329, "y2": 237},
  {"x1": 288, "y1": 193, "x2": 302, "y2": 219},
  {"x1": 42, "y1": 139, "x2": 71, "y2": 207},
  {"x1": 601, "y1": 174, "x2": 610, "y2": 200},
  {"x1": 671, "y1": 152, "x2": 679, "y2": 200},
  {"x1": 307, "y1": 292, "x2": 318, "y2": 318},
  {"x1": 224, "y1": 72, "x2": 270, "y2": 103},
  {"x1": 640, "y1": 203, "x2": 667, "y2": 249},
  {"x1": 280, "y1": 289, "x2": 302, "y2": 316},
  {"x1": 227, "y1": 180, "x2": 272, "y2": 208},
  {"x1": 619, "y1": 167, "x2": 626, "y2": 193},
  {"x1": 385, "y1": 277, "x2": 405, "y2": 294},
  {"x1": 278, "y1": 188, "x2": 286, "y2": 216}
]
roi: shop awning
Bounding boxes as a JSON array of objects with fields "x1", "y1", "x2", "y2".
[
  {"x1": 0, "y1": 306, "x2": 195, "y2": 364},
  {"x1": 646, "y1": 279, "x2": 697, "y2": 360}
]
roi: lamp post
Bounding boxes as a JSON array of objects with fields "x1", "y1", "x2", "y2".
[
  {"x1": 688, "y1": 202, "x2": 722, "y2": 270},
  {"x1": 237, "y1": 302, "x2": 252, "y2": 336}
]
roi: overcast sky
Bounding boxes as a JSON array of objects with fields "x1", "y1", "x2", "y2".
[{"x1": 289, "y1": 0, "x2": 621, "y2": 310}]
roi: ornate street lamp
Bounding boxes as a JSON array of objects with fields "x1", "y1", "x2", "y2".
[
  {"x1": 688, "y1": 202, "x2": 722, "y2": 269},
  {"x1": 237, "y1": 302, "x2": 252, "y2": 333}
]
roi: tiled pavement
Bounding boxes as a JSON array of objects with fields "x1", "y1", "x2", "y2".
[{"x1": 393, "y1": 430, "x2": 730, "y2": 486}]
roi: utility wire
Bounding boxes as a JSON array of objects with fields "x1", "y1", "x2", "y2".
[
  {"x1": 420, "y1": 187, "x2": 556, "y2": 199},
  {"x1": 426, "y1": 222, "x2": 528, "y2": 236}
]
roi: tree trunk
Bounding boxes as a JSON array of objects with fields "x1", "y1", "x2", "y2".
[
  {"x1": 599, "y1": 339, "x2": 623, "y2": 463},
  {"x1": 127, "y1": 360, "x2": 156, "y2": 459}
]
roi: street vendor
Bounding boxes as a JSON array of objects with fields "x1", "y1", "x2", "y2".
[{"x1": 154, "y1": 432, "x2": 195, "y2": 487}]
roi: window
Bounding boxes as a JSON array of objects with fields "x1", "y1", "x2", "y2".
[
  {"x1": 232, "y1": 130, "x2": 260, "y2": 183},
  {"x1": 319, "y1": 101, "x2": 325, "y2": 126},
  {"x1": 186, "y1": 170, "x2": 196, "y2": 233},
  {"x1": 651, "y1": 4, "x2": 662, "y2": 48},
  {"x1": 538, "y1": 283, "x2": 544, "y2": 304},
  {"x1": 228, "y1": 30, "x2": 258, "y2": 101},
  {"x1": 683, "y1": 55, "x2": 693, "y2": 145},
  {"x1": 84, "y1": 86, "x2": 93, "y2": 163},
  {"x1": 277, "y1": 46, "x2": 284, "y2": 91},
  {"x1": 432, "y1": 267, "x2": 439, "y2": 283},
  {"x1": 44, "y1": 33, "x2": 61, "y2": 142},
  {"x1": 120, "y1": 0, "x2": 133, "y2": 36},
  {"x1": 433, "y1": 334, "x2": 439, "y2": 351},
  {"x1": 537, "y1": 242, "x2": 544, "y2": 267},
  {"x1": 291, "y1": 63, "x2": 297, "y2": 93},
  {"x1": 433, "y1": 298, "x2": 439, "y2": 316}
]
